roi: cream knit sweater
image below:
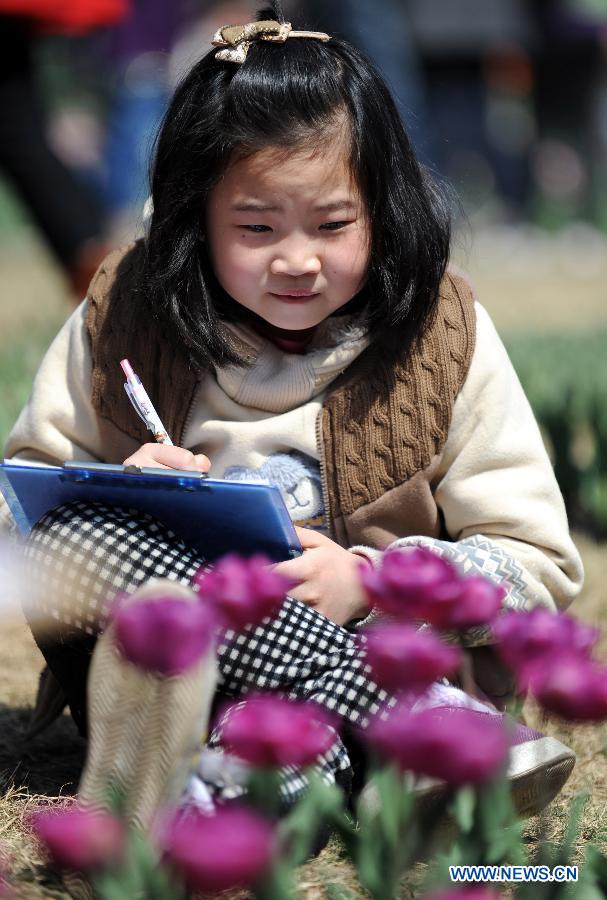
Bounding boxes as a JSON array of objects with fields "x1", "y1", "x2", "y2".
[{"x1": 1, "y1": 300, "x2": 583, "y2": 636}]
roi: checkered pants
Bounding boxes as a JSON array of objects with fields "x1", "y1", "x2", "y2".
[{"x1": 23, "y1": 502, "x2": 394, "y2": 806}]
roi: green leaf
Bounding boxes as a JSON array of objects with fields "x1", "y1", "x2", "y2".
[
  {"x1": 94, "y1": 868, "x2": 146, "y2": 900},
  {"x1": 505, "y1": 326, "x2": 607, "y2": 538},
  {"x1": 326, "y1": 883, "x2": 359, "y2": 900},
  {"x1": 92, "y1": 873, "x2": 127, "y2": 900},
  {"x1": 356, "y1": 766, "x2": 408, "y2": 847},
  {"x1": 451, "y1": 786, "x2": 475, "y2": 834},
  {"x1": 354, "y1": 826, "x2": 385, "y2": 900},
  {"x1": 586, "y1": 845, "x2": 607, "y2": 887},
  {"x1": 278, "y1": 773, "x2": 350, "y2": 868},
  {"x1": 254, "y1": 857, "x2": 295, "y2": 900},
  {"x1": 144, "y1": 861, "x2": 187, "y2": 900},
  {"x1": 568, "y1": 886, "x2": 604, "y2": 900},
  {"x1": 103, "y1": 784, "x2": 127, "y2": 818},
  {"x1": 581, "y1": 846, "x2": 607, "y2": 900},
  {"x1": 557, "y1": 792, "x2": 589, "y2": 864},
  {"x1": 484, "y1": 823, "x2": 523, "y2": 865}
]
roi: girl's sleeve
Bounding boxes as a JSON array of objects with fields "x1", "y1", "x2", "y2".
[
  {"x1": 0, "y1": 301, "x2": 139, "y2": 531},
  {"x1": 350, "y1": 301, "x2": 584, "y2": 644}
]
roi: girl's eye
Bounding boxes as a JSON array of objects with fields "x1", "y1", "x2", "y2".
[
  {"x1": 320, "y1": 221, "x2": 348, "y2": 231},
  {"x1": 242, "y1": 224, "x2": 272, "y2": 233}
]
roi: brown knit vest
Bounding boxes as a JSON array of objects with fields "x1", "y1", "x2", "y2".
[{"x1": 86, "y1": 241, "x2": 476, "y2": 527}]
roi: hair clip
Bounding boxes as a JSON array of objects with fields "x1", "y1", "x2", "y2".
[{"x1": 212, "y1": 19, "x2": 330, "y2": 64}]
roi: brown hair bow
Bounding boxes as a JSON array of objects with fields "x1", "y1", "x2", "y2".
[{"x1": 212, "y1": 20, "x2": 331, "y2": 64}]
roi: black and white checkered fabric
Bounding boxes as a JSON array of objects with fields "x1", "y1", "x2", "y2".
[
  {"x1": 23, "y1": 502, "x2": 205, "y2": 634},
  {"x1": 23, "y1": 502, "x2": 394, "y2": 807}
]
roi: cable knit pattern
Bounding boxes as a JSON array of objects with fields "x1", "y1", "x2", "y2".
[
  {"x1": 320, "y1": 272, "x2": 476, "y2": 519},
  {"x1": 86, "y1": 241, "x2": 202, "y2": 448},
  {"x1": 86, "y1": 248, "x2": 475, "y2": 524}
]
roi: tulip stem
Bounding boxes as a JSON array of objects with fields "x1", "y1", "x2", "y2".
[
  {"x1": 247, "y1": 768, "x2": 284, "y2": 817},
  {"x1": 352, "y1": 765, "x2": 415, "y2": 898},
  {"x1": 93, "y1": 829, "x2": 187, "y2": 900},
  {"x1": 254, "y1": 861, "x2": 295, "y2": 900}
]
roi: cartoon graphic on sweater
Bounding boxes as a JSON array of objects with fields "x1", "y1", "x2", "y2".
[{"x1": 223, "y1": 452, "x2": 324, "y2": 529}]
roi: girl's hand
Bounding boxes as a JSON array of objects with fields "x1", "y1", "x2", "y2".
[
  {"x1": 123, "y1": 443, "x2": 211, "y2": 472},
  {"x1": 272, "y1": 526, "x2": 372, "y2": 626}
]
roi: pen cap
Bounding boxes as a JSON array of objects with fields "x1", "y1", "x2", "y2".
[{"x1": 120, "y1": 359, "x2": 135, "y2": 380}]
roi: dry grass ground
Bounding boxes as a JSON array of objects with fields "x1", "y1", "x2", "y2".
[{"x1": 0, "y1": 228, "x2": 606, "y2": 897}]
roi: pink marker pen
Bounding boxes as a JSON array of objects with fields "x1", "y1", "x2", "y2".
[{"x1": 120, "y1": 359, "x2": 173, "y2": 445}]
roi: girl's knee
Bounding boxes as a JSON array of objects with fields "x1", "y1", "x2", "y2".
[
  {"x1": 29, "y1": 500, "x2": 136, "y2": 541},
  {"x1": 23, "y1": 501, "x2": 205, "y2": 630}
]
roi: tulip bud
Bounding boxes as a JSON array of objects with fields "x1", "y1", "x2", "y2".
[
  {"x1": 30, "y1": 807, "x2": 125, "y2": 872},
  {"x1": 162, "y1": 806, "x2": 275, "y2": 893},
  {"x1": 494, "y1": 609, "x2": 599, "y2": 689},
  {"x1": 360, "y1": 548, "x2": 505, "y2": 631},
  {"x1": 194, "y1": 554, "x2": 294, "y2": 631},
  {"x1": 112, "y1": 595, "x2": 217, "y2": 675},
  {"x1": 360, "y1": 547, "x2": 458, "y2": 621},
  {"x1": 447, "y1": 575, "x2": 505, "y2": 630},
  {"x1": 221, "y1": 695, "x2": 336, "y2": 768},
  {"x1": 362, "y1": 624, "x2": 462, "y2": 694},
  {"x1": 530, "y1": 652, "x2": 607, "y2": 722},
  {"x1": 366, "y1": 705, "x2": 508, "y2": 786}
]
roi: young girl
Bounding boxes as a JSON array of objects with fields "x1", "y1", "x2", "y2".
[{"x1": 2, "y1": 5, "x2": 583, "y2": 824}]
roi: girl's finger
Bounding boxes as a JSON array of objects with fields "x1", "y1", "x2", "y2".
[
  {"x1": 193, "y1": 453, "x2": 211, "y2": 472},
  {"x1": 294, "y1": 526, "x2": 327, "y2": 548},
  {"x1": 271, "y1": 555, "x2": 309, "y2": 583},
  {"x1": 124, "y1": 444, "x2": 210, "y2": 472}
]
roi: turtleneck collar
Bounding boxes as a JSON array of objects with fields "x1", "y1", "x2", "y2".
[{"x1": 217, "y1": 316, "x2": 371, "y2": 413}]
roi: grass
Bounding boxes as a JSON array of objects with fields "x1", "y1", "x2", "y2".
[
  {"x1": 0, "y1": 318, "x2": 66, "y2": 449},
  {"x1": 0, "y1": 230, "x2": 606, "y2": 896},
  {"x1": 0, "y1": 232, "x2": 68, "y2": 451}
]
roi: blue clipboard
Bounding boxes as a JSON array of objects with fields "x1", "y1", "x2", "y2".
[{"x1": 0, "y1": 461, "x2": 302, "y2": 563}]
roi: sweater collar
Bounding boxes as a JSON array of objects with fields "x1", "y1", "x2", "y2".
[{"x1": 216, "y1": 317, "x2": 370, "y2": 413}]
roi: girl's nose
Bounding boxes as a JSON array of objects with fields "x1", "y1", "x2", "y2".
[{"x1": 270, "y1": 240, "x2": 322, "y2": 277}]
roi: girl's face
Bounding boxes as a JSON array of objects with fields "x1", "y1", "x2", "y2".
[{"x1": 205, "y1": 136, "x2": 370, "y2": 334}]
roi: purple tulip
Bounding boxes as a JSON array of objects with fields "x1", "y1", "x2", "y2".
[
  {"x1": 222, "y1": 695, "x2": 336, "y2": 768},
  {"x1": 360, "y1": 548, "x2": 503, "y2": 631},
  {"x1": 194, "y1": 554, "x2": 294, "y2": 631},
  {"x1": 30, "y1": 807, "x2": 125, "y2": 872},
  {"x1": 162, "y1": 806, "x2": 275, "y2": 893},
  {"x1": 529, "y1": 652, "x2": 607, "y2": 722},
  {"x1": 360, "y1": 547, "x2": 458, "y2": 621},
  {"x1": 493, "y1": 609, "x2": 599, "y2": 688},
  {"x1": 447, "y1": 575, "x2": 505, "y2": 630},
  {"x1": 112, "y1": 595, "x2": 217, "y2": 676},
  {"x1": 366, "y1": 706, "x2": 508, "y2": 786},
  {"x1": 362, "y1": 624, "x2": 462, "y2": 693}
]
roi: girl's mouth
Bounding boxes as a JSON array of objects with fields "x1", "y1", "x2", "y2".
[{"x1": 270, "y1": 291, "x2": 320, "y2": 302}]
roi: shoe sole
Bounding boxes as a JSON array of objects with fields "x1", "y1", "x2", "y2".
[
  {"x1": 508, "y1": 736, "x2": 576, "y2": 818},
  {"x1": 78, "y1": 579, "x2": 217, "y2": 830},
  {"x1": 361, "y1": 737, "x2": 576, "y2": 824}
]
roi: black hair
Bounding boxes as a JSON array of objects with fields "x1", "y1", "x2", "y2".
[{"x1": 141, "y1": 1, "x2": 451, "y2": 370}]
